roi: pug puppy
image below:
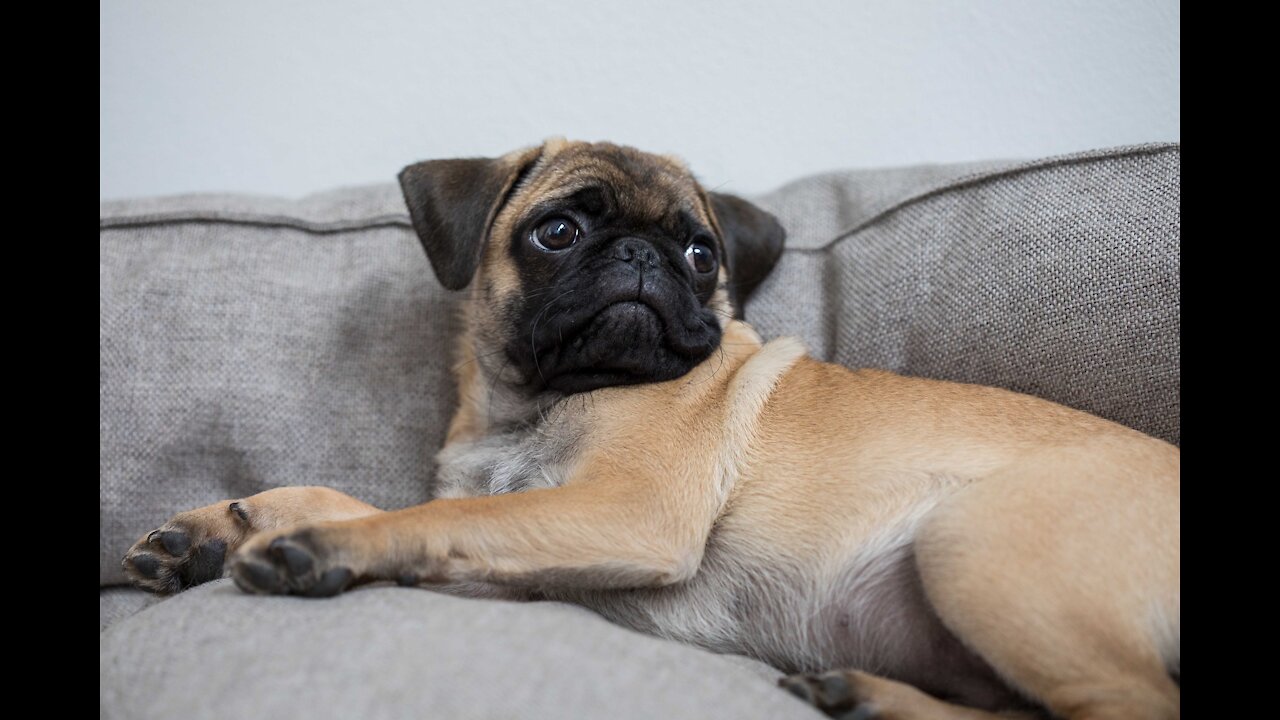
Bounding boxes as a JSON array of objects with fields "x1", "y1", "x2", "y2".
[{"x1": 123, "y1": 139, "x2": 1180, "y2": 720}]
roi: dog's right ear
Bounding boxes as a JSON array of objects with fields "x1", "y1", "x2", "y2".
[{"x1": 398, "y1": 146, "x2": 542, "y2": 290}]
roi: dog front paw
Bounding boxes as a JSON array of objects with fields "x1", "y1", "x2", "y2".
[
  {"x1": 229, "y1": 527, "x2": 359, "y2": 598},
  {"x1": 122, "y1": 502, "x2": 249, "y2": 593}
]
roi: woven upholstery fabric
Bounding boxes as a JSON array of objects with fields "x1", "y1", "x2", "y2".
[
  {"x1": 100, "y1": 586, "x2": 163, "y2": 632},
  {"x1": 100, "y1": 144, "x2": 1180, "y2": 590},
  {"x1": 101, "y1": 580, "x2": 814, "y2": 720},
  {"x1": 100, "y1": 219, "x2": 452, "y2": 585}
]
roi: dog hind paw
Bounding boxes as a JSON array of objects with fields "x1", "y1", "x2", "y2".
[{"x1": 779, "y1": 671, "x2": 879, "y2": 720}]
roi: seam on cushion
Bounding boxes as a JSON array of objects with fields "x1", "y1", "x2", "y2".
[
  {"x1": 786, "y1": 143, "x2": 1180, "y2": 254},
  {"x1": 99, "y1": 212, "x2": 414, "y2": 234},
  {"x1": 99, "y1": 143, "x2": 1178, "y2": 242}
]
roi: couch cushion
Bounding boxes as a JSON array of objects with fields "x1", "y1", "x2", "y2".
[
  {"x1": 100, "y1": 586, "x2": 164, "y2": 631},
  {"x1": 100, "y1": 580, "x2": 819, "y2": 720},
  {"x1": 99, "y1": 143, "x2": 1179, "y2": 586}
]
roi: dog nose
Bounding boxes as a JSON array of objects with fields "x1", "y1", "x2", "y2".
[{"x1": 609, "y1": 239, "x2": 661, "y2": 269}]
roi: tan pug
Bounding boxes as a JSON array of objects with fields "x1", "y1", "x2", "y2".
[{"x1": 123, "y1": 139, "x2": 1180, "y2": 720}]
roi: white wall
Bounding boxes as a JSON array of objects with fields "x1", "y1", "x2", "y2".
[{"x1": 99, "y1": 1, "x2": 1179, "y2": 201}]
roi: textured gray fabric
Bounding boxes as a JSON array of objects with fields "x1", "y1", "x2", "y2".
[
  {"x1": 98, "y1": 182, "x2": 411, "y2": 229},
  {"x1": 100, "y1": 587, "x2": 163, "y2": 631},
  {"x1": 101, "y1": 580, "x2": 818, "y2": 720},
  {"x1": 100, "y1": 144, "x2": 1180, "y2": 588},
  {"x1": 751, "y1": 158, "x2": 1016, "y2": 250},
  {"x1": 100, "y1": 221, "x2": 453, "y2": 586}
]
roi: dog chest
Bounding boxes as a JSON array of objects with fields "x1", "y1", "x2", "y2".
[{"x1": 433, "y1": 420, "x2": 582, "y2": 499}]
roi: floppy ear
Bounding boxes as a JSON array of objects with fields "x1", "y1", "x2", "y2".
[
  {"x1": 398, "y1": 147, "x2": 542, "y2": 290},
  {"x1": 708, "y1": 192, "x2": 787, "y2": 318}
]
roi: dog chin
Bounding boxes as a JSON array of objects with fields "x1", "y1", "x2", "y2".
[{"x1": 532, "y1": 301, "x2": 721, "y2": 395}]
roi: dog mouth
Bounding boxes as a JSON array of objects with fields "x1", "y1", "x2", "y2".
[
  {"x1": 566, "y1": 300, "x2": 665, "y2": 364},
  {"x1": 513, "y1": 291, "x2": 721, "y2": 395}
]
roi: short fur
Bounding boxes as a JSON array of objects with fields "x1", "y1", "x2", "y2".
[{"x1": 124, "y1": 140, "x2": 1179, "y2": 720}]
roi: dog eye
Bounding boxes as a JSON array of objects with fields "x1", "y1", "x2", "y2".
[
  {"x1": 531, "y1": 218, "x2": 581, "y2": 251},
  {"x1": 684, "y1": 242, "x2": 717, "y2": 274}
]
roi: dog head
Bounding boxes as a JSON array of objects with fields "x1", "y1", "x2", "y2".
[{"x1": 398, "y1": 139, "x2": 785, "y2": 397}]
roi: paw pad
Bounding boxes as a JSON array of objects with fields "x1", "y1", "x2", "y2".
[
  {"x1": 230, "y1": 534, "x2": 355, "y2": 597},
  {"x1": 123, "y1": 526, "x2": 228, "y2": 594}
]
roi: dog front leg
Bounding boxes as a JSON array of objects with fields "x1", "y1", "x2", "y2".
[{"x1": 228, "y1": 459, "x2": 724, "y2": 597}]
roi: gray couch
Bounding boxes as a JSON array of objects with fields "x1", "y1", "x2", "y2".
[{"x1": 100, "y1": 144, "x2": 1180, "y2": 719}]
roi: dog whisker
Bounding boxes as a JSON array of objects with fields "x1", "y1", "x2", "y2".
[{"x1": 528, "y1": 288, "x2": 577, "y2": 386}]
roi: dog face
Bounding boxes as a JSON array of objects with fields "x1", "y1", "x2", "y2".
[{"x1": 399, "y1": 139, "x2": 785, "y2": 395}]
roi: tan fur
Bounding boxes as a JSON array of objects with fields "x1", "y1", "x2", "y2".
[
  {"x1": 123, "y1": 141, "x2": 1179, "y2": 720},
  {"x1": 787, "y1": 670, "x2": 1042, "y2": 720}
]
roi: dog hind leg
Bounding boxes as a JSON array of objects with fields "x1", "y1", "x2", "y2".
[
  {"x1": 122, "y1": 486, "x2": 381, "y2": 594},
  {"x1": 912, "y1": 446, "x2": 1180, "y2": 720},
  {"x1": 779, "y1": 669, "x2": 1039, "y2": 719}
]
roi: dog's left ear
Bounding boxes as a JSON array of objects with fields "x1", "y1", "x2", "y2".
[
  {"x1": 708, "y1": 192, "x2": 787, "y2": 318},
  {"x1": 398, "y1": 146, "x2": 542, "y2": 290}
]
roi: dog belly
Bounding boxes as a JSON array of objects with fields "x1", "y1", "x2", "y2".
[{"x1": 552, "y1": 518, "x2": 1019, "y2": 711}]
